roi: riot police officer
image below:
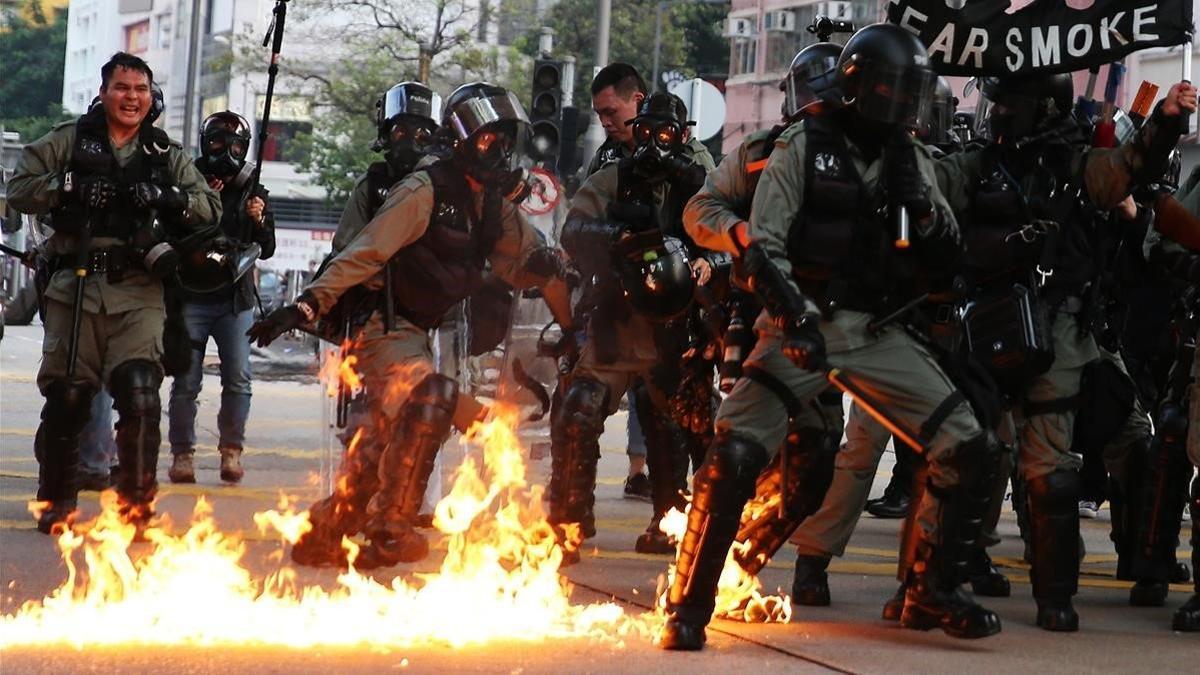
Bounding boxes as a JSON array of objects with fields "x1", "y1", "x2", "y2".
[
  {"x1": 284, "y1": 81, "x2": 443, "y2": 567},
  {"x1": 683, "y1": 41, "x2": 849, "y2": 605},
  {"x1": 935, "y1": 72, "x2": 1195, "y2": 630},
  {"x1": 167, "y1": 110, "x2": 276, "y2": 485},
  {"x1": 8, "y1": 52, "x2": 221, "y2": 533},
  {"x1": 249, "y1": 82, "x2": 575, "y2": 568},
  {"x1": 661, "y1": 24, "x2": 1003, "y2": 650},
  {"x1": 552, "y1": 92, "x2": 719, "y2": 560}
]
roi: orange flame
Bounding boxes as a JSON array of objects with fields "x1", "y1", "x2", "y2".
[
  {"x1": 318, "y1": 339, "x2": 363, "y2": 396},
  {"x1": 656, "y1": 507, "x2": 792, "y2": 624},
  {"x1": 0, "y1": 408, "x2": 658, "y2": 649}
]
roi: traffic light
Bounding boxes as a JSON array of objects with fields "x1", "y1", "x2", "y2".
[{"x1": 529, "y1": 58, "x2": 563, "y2": 164}]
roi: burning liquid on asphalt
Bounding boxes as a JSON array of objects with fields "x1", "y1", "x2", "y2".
[{"x1": 0, "y1": 356, "x2": 789, "y2": 649}]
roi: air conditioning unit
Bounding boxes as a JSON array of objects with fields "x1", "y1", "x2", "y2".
[
  {"x1": 764, "y1": 11, "x2": 796, "y2": 33},
  {"x1": 816, "y1": 1, "x2": 852, "y2": 20},
  {"x1": 722, "y1": 16, "x2": 756, "y2": 39}
]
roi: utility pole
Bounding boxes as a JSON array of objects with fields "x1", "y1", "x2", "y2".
[
  {"x1": 581, "y1": 0, "x2": 612, "y2": 169},
  {"x1": 418, "y1": 41, "x2": 432, "y2": 83},
  {"x1": 182, "y1": 0, "x2": 204, "y2": 154}
]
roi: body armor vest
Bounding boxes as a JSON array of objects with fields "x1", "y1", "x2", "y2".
[
  {"x1": 54, "y1": 107, "x2": 172, "y2": 241},
  {"x1": 965, "y1": 143, "x2": 1095, "y2": 295},
  {"x1": 786, "y1": 118, "x2": 895, "y2": 311},
  {"x1": 388, "y1": 159, "x2": 502, "y2": 330},
  {"x1": 364, "y1": 161, "x2": 399, "y2": 216}
]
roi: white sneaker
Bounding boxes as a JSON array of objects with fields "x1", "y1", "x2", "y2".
[{"x1": 1078, "y1": 500, "x2": 1100, "y2": 519}]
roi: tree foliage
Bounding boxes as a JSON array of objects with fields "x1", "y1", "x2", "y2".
[
  {"x1": 522, "y1": 0, "x2": 730, "y2": 109},
  {"x1": 0, "y1": 1, "x2": 72, "y2": 141}
]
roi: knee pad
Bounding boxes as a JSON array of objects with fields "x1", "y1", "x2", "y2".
[
  {"x1": 1026, "y1": 469, "x2": 1082, "y2": 511},
  {"x1": 704, "y1": 432, "x2": 769, "y2": 497},
  {"x1": 558, "y1": 377, "x2": 609, "y2": 443},
  {"x1": 42, "y1": 379, "x2": 96, "y2": 435},
  {"x1": 401, "y1": 373, "x2": 457, "y2": 437},
  {"x1": 110, "y1": 359, "x2": 164, "y2": 417}
]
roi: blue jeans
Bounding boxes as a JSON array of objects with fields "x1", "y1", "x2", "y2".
[
  {"x1": 168, "y1": 299, "x2": 254, "y2": 455},
  {"x1": 79, "y1": 389, "x2": 116, "y2": 475},
  {"x1": 626, "y1": 392, "x2": 647, "y2": 458}
]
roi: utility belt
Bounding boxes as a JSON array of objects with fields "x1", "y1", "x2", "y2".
[
  {"x1": 52, "y1": 246, "x2": 140, "y2": 283},
  {"x1": 795, "y1": 276, "x2": 893, "y2": 318}
]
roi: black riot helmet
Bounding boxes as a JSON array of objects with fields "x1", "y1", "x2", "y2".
[
  {"x1": 981, "y1": 72, "x2": 1073, "y2": 144},
  {"x1": 443, "y1": 81, "x2": 534, "y2": 202},
  {"x1": 628, "y1": 92, "x2": 693, "y2": 171},
  {"x1": 918, "y1": 77, "x2": 958, "y2": 147},
  {"x1": 780, "y1": 42, "x2": 842, "y2": 121},
  {"x1": 198, "y1": 111, "x2": 252, "y2": 179},
  {"x1": 835, "y1": 23, "x2": 937, "y2": 130},
  {"x1": 375, "y1": 81, "x2": 441, "y2": 173},
  {"x1": 614, "y1": 233, "x2": 696, "y2": 321}
]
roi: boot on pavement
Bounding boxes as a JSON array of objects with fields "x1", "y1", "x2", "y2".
[
  {"x1": 219, "y1": 446, "x2": 244, "y2": 483},
  {"x1": 169, "y1": 452, "x2": 196, "y2": 484}
]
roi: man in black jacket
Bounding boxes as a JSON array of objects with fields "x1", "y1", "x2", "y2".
[{"x1": 167, "y1": 110, "x2": 275, "y2": 484}]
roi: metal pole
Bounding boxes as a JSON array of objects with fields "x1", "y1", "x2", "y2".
[
  {"x1": 1184, "y1": 40, "x2": 1194, "y2": 135},
  {"x1": 182, "y1": 0, "x2": 204, "y2": 153},
  {"x1": 418, "y1": 42, "x2": 432, "y2": 82},
  {"x1": 581, "y1": 0, "x2": 612, "y2": 170},
  {"x1": 652, "y1": 1, "x2": 666, "y2": 94}
]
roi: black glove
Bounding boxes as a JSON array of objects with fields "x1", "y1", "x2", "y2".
[
  {"x1": 131, "y1": 183, "x2": 188, "y2": 214},
  {"x1": 66, "y1": 173, "x2": 119, "y2": 210},
  {"x1": 781, "y1": 313, "x2": 826, "y2": 372},
  {"x1": 247, "y1": 297, "x2": 313, "y2": 348},
  {"x1": 886, "y1": 136, "x2": 932, "y2": 219}
]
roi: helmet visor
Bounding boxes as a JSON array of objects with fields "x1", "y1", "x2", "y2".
[
  {"x1": 851, "y1": 60, "x2": 937, "y2": 129},
  {"x1": 782, "y1": 54, "x2": 839, "y2": 119},
  {"x1": 446, "y1": 90, "x2": 530, "y2": 141}
]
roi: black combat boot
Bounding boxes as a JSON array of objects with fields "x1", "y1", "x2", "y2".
[
  {"x1": 1027, "y1": 470, "x2": 1082, "y2": 632},
  {"x1": 356, "y1": 375, "x2": 457, "y2": 568},
  {"x1": 1130, "y1": 406, "x2": 1191, "y2": 608},
  {"x1": 110, "y1": 360, "x2": 164, "y2": 530},
  {"x1": 1172, "y1": 477, "x2": 1199, "y2": 632},
  {"x1": 291, "y1": 434, "x2": 384, "y2": 567},
  {"x1": 881, "y1": 583, "x2": 907, "y2": 621},
  {"x1": 659, "y1": 434, "x2": 768, "y2": 651},
  {"x1": 967, "y1": 549, "x2": 1011, "y2": 597},
  {"x1": 547, "y1": 378, "x2": 608, "y2": 566},
  {"x1": 791, "y1": 555, "x2": 832, "y2": 606},
  {"x1": 638, "y1": 387, "x2": 688, "y2": 556},
  {"x1": 899, "y1": 435, "x2": 1002, "y2": 639},
  {"x1": 34, "y1": 380, "x2": 95, "y2": 534}
]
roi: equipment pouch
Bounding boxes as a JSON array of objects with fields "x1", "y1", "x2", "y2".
[{"x1": 962, "y1": 283, "x2": 1054, "y2": 394}]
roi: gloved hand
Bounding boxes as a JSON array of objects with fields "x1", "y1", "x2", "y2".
[
  {"x1": 886, "y1": 135, "x2": 932, "y2": 219},
  {"x1": 66, "y1": 173, "x2": 119, "y2": 210},
  {"x1": 131, "y1": 183, "x2": 188, "y2": 214},
  {"x1": 781, "y1": 313, "x2": 826, "y2": 372},
  {"x1": 247, "y1": 297, "x2": 313, "y2": 347}
]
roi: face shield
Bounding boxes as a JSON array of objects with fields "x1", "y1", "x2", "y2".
[
  {"x1": 781, "y1": 53, "x2": 840, "y2": 120},
  {"x1": 846, "y1": 58, "x2": 937, "y2": 130}
]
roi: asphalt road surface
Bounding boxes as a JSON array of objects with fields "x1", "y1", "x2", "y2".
[{"x1": 1, "y1": 323, "x2": 1195, "y2": 673}]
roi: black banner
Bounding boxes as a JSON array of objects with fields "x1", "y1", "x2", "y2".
[{"x1": 886, "y1": 0, "x2": 1194, "y2": 76}]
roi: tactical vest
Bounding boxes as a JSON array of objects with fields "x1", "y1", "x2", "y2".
[
  {"x1": 388, "y1": 159, "x2": 502, "y2": 330},
  {"x1": 785, "y1": 118, "x2": 895, "y2": 311},
  {"x1": 964, "y1": 142, "x2": 1095, "y2": 295},
  {"x1": 364, "y1": 161, "x2": 399, "y2": 217},
  {"x1": 738, "y1": 125, "x2": 787, "y2": 219},
  {"x1": 54, "y1": 106, "x2": 173, "y2": 241}
]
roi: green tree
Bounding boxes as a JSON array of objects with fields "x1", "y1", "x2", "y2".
[
  {"x1": 523, "y1": 0, "x2": 729, "y2": 109},
  {"x1": 0, "y1": 1, "x2": 72, "y2": 141}
]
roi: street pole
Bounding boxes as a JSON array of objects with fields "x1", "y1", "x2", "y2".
[
  {"x1": 1184, "y1": 40, "x2": 1194, "y2": 136},
  {"x1": 182, "y1": 0, "x2": 204, "y2": 154},
  {"x1": 581, "y1": 0, "x2": 612, "y2": 170},
  {"x1": 418, "y1": 41, "x2": 432, "y2": 83},
  {"x1": 652, "y1": 1, "x2": 666, "y2": 94}
]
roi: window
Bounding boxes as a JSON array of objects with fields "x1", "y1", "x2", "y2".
[
  {"x1": 124, "y1": 19, "x2": 150, "y2": 54},
  {"x1": 765, "y1": 32, "x2": 803, "y2": 73},
  {"x1": 730, "y1": 39, "x2": 757, "y2": 77},
  {"x1": 157, "y1": 13, "x2": 172, "y2": 49},
  {"x1": 255, "y1": 94, "x2": 313, "y2": 164}
]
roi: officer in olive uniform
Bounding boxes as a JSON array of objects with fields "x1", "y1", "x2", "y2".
[
  {"x1": 661, "y1": 24, "x2": 1002, "y2": 650},
  {"x1": 682, "y1": 41, "x2": 849, "y2": 604},
  {"x1": 249, "y1": 82, "x2": 575, "y2": 569},
  {"x1": 8, "y1": 52, "x2": 221, "y2": 533},
  {"x1": 934, "y1": 74, "x2": 1195, "y2": 631},
  {"x1": 552, "y1": 92, "x2": 719, "y2": 560},
  {"x1": 284, "y1": 81, "x2": 443, "y2": 567}
]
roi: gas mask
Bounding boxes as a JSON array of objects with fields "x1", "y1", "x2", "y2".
[
  {"x1": 630, "y1": 118, "x2": 690, "y2": 178},
  {"x1": 460, "y1": 122, "x2": 534, "y2": 203},
  {"x1": 199, "y1": 127, "x2": 249, "y2": 179}
]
